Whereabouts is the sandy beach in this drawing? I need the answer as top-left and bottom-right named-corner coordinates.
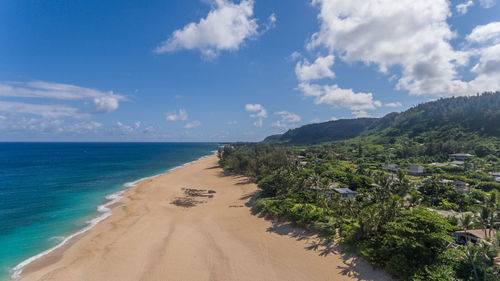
top-left (18, 155), bottom-right (392, 281)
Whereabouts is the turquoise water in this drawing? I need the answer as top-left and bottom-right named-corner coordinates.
top-left (0, 142), bottom-right (217, 280)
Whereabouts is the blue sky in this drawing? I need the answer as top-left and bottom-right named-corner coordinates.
top-left (1, 0), bottom-right (499, 142)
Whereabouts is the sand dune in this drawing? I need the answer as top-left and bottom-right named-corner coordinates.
top-left (18, 155), bottom-right (392, 281)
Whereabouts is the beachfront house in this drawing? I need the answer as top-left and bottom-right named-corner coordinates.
top-left (454, 229), bottom-right (498, 245)
top-left (404, 165), bottom-right (424, 176)
top-left (441, 179), bottom-right (470, 194)
top-left (334, 188), bottom-right (356, 199)
top-left (449, 153), bottom-right (474, 161)
top-left (382, 164), bottom-right (399, 172)
top-left (492, 172), bottom-right (500, 183)
top-left (453, 180), bottom-right (470, 194)
top-left (308, 182), bottom-right (340, 198)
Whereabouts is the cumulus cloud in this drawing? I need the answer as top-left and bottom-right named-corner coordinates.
top-left (245, 103), bottom-right (267, 127)
top-left (307, 0), bottom-right (472, 97)
top-left (297, 82), bottom-right (382, 111)
top-left (301, 0), bottom-right (500, 98)
top-left (166, 109), bottom-right (188, 121)
top-left (352, 110), bottom-right (370, 118)
top-left (467, 22), bottom-right (500, 44)
top-left (0, 81), bottom-right (126, 113)
top-left (295, 55), bottom-right (335, 81)
top-left (479, 0), bottom-right (496, 8)
top-left (154, 0), bottom-right (273, 59)
top-left (245, 103), bottom-right (267, 117)
top-left (184, 120), bottom-right (201, 129)
top-left (456, 1), bottom-right (474, 15)
top-left (385, 102), bottom-right (403, 108)
top-left (272, 111), bottom-right (301, 128)
top-left (93, 96), bottom-right (119, 113)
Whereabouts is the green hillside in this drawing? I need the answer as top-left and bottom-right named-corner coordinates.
top-left (265, 92), bottom-right (500, 147)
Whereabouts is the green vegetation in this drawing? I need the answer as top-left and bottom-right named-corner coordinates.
top-left (219, 92), bottom-right (500, 280)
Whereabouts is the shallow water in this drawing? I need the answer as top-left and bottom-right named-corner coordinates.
top-left (0, 142), bottom-right (217, 280)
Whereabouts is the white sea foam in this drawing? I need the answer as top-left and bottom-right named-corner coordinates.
top-left (10, 153), bottom-right (214, 279)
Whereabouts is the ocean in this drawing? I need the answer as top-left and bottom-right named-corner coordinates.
top-left (0, 142), bottom-right (217, 280)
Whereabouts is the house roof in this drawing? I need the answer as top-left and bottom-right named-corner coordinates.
top-left (455, 229), bottom-right (497, 240)
top-left (334, 188), bottom-right (356, 194)
top-left (450, 153), bottom-right (474, 157)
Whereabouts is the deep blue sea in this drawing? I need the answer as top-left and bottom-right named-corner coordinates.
top-left (0, 142), bottom-right (217, 280)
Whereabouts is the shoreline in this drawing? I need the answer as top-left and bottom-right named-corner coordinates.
top-left (16, 155), bottom-right (392, 281)
top-left (10, 153), bottom-right (214, 280)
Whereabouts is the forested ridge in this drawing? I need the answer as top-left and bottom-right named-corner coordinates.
top-left (266, 92), bottom-right (500, 145)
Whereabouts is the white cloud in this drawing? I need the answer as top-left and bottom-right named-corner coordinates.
top-left (385, 102), bottom-right (403, 108)
top-left (0, 115), bottom-right (6, 121)
top-left (262, 13), bottom-right (277, 33)
top-left (93, 96), bottom-right (119, 113)
top-left (456, 1), bottom-right (474, 15)
top-left (297, 82), bottom-right (381, 111)
top-left (305, 0), bottom-right (500, 97)
top-left (245, 103), bottom-right (267, 127)
top-left (245, 103), bottom-right (267, 117)
top-left (0, 81), bottom-right (125, 113)
top-left (479, 0), bottom-right (496, 8)
top-left (166, 109), bottom-right (188, 121)
top-left (352, 110), bottom-right (370, 118)
top-left (330, 116), bottom-right (338, 121)
top-left (289, 51), bottom-right (302, 61)
top-left (253, 118), bottom-right (263, 127)
top-left (135, 121), bottom-right (141, 128)
top-left (295, 55), bottom-right (335, 81)
top-left (275, 111), bottom-right (301, 123)
top-left (227, 120), bottom-right (238, 125)
top-left (184, 120), bottom-right (201, 129)
top-left (117, 121), bottom-right (134, 134)
top-left (154, 0), bottom-right (270, 59)
top-left (467, 22), bottom-right (500, 44)
top-left (65, 121), bottom-right (102, 134)
top-left (0, 101), bottom-right (85, 118)
top-left (272, 111), bottom-right (301, 128)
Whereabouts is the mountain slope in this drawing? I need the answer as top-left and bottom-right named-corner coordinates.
top-left (264, 92), bottom-right (500, 145)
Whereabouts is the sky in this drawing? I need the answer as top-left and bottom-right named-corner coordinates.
top-left (1, 0), bottom-right (500, 142)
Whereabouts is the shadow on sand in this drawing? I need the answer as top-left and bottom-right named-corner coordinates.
top-left (206, 163), bottom-right (392, 281)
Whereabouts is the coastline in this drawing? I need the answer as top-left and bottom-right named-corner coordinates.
top-left (10, 153), bottom-right (214, 280)
top-left (16, 155), bottom-right (392, 281)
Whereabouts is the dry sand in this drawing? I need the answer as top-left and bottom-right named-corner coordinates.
top-left (18, 155), bottom-right (393, 281)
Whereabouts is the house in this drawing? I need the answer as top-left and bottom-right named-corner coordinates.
top-left (492, 172), bottom-right (500, 183)
top-left (405, 165), bottom-right (424, 176)
top-left (448, 161), bottom-right (464, 166)
top-left (383, 164), bottom-right (399, 172)
top-left (441, 179), bottom-right (470, 194)
top-left (449, 153), bottom-right (474, 161)
top-left (308, 182), bottom-right (340, 198)
top-left (453, 180), bottom-right (470, 194)
top-left (334, 188), bottom-right (356, 199)
top-left (454, 229), bottom-right (497, 245)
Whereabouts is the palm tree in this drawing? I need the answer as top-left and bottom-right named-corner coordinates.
top-left (460, 213), bottom-right (475, 234)
top-left (461, 243), bottom-right (480, 280)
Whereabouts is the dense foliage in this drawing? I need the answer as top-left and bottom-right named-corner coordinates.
top-left (219, 140), bottom-right (500, 280)
top-left (266, 92), bottom-right (500, 161)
